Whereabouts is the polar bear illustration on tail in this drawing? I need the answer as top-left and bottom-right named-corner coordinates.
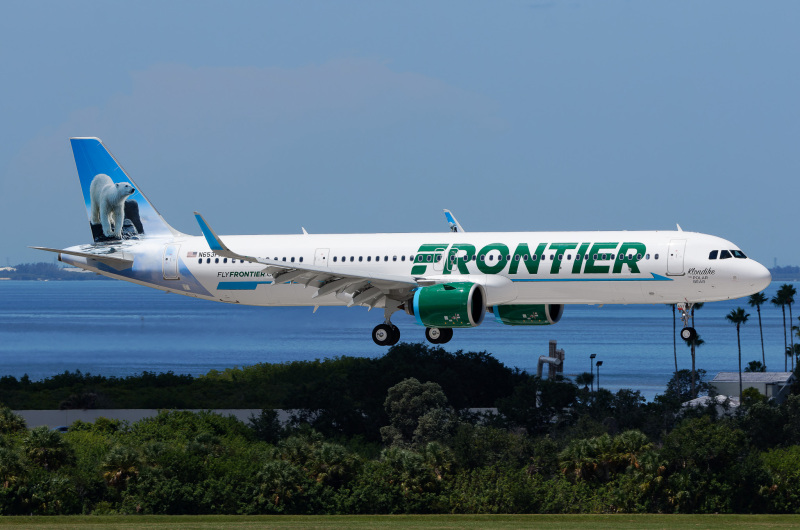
top-left (89, 174), bottom-right (136, 239)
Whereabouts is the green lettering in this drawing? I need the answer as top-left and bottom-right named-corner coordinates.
top-left (548, 243), bottom-right (578, 274)
top-left (573, 242), bottom-right (590, 273)
top-left (476, 243), bottom-right (509, 274)
top-left (445, 243), bottom-right (476, 275)
top-left (411, 244), bottom-right (447, 275)
top-left (583, 242), bottom-right (619, 274)
top-left (613, 242), bottom-right (647, 273)
top-left (508, 243), bottom-right (543, 275)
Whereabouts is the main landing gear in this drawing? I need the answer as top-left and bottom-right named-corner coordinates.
top-left (677, 302), bottom-right (697, 342)
top-left (372, 323), bottom-right (401, 346)
top-left (425, 327), bottom-right (453, 345)
top-left (371, 303), bottom-right (454, 346)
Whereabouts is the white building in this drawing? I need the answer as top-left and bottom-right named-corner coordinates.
top-left (710, 372), bottom-right (795, 402)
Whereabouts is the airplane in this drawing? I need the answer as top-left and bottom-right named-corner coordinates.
top-left (34, 138), bottom-right (772, 346)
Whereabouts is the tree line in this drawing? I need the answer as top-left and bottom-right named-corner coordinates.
top-left (1, 343), bottom-right (800, 515)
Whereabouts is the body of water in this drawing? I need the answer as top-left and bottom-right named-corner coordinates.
top-left (0, 280), bottom-right (795, 400)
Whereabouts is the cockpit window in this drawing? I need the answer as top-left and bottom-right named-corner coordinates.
top-left (732, 250), bottom-right (747, 259)
top-left (720, 250), bottom-right (732, 259)
top-left (709, 250), bottom-right (718, 260)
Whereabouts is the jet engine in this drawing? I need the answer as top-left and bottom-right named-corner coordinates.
top-left (406, 282), bottom-right (486, 328)
top-left (491, 304), bottom-right (564, 325)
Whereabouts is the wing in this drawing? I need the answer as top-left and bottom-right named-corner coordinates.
top-left (194, 213), bottom-right (418, 309)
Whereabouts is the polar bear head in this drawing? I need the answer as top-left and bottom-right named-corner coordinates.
top-left (116, 182), bottom-right (136, 198)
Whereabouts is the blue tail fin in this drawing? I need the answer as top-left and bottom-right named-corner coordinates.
top-left (71, 138), bottom-right (179, 242)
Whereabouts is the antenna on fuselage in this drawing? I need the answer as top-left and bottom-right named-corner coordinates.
top-left (676, 224), bottom-right (683, 232)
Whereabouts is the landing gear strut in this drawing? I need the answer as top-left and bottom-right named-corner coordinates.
top-left (425, 327), bottom-right (453, 345)
top-left (372, 303), bottom-right (402, 346)
top-left (677, 302), bottom-right (697, 342)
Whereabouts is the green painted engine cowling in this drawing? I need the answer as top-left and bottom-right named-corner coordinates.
top-left (409, 282), bottom-right (486, 328)
top-left (491, 304), bottom-right (564, 325)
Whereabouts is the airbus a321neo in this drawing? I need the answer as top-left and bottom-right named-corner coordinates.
top-left (34, 138), bottom-right (772, 346)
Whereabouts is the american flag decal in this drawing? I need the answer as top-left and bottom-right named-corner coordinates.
top-left (187, 251), bottom-right (197, 258)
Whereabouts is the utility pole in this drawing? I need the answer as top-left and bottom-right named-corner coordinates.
top-left (589, 353), bottom-right (596, 393)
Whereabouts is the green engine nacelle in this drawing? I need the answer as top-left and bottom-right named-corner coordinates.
top-left (408, 282), bottom-right (486, 328)
top-left (491, 304), bottom-right (564, 325)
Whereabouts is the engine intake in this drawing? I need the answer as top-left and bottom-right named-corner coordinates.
top-left (491, 304), bottom-right (564, 326)
top-left (407, 282), bottom-right (486, 328)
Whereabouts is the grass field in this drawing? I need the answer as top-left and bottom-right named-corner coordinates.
top-left (0, 515), bottom-right (799, 529)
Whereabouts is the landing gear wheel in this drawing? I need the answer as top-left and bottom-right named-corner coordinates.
top-left (680, 326), bottom-right (697, 342)
top-left (388, 325), bottom-right (401, 346)
top-left (372, 324), bottom-right (395, 346)
top-left (425, 327), bottom-right (453, 344)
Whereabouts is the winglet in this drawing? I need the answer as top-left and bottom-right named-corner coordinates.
top-left (193, 212), bottom-right (230, 253)
top-left (443, 209), bottom-right (465, 233)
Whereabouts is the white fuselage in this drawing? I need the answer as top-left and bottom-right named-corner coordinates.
top-left (61, 229), bottom-right (772, 309)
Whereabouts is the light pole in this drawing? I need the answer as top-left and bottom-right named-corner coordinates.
top-left (596, 360), bottom-right (603, 392)
top-left (589, 354), bottom-right (596, 393)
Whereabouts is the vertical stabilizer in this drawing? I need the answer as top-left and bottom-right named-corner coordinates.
top-left (71, 138), bottom-right (180, 242)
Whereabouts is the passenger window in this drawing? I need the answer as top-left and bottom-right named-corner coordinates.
top-left (367, 256), bottom-right (371, 262)
top-left (709, 250), bottom-right (718, 260)
top-left (576, 254), bottom-right (581, 261)
top-left (514, 255), bottom-right (520, 261)
top-left (645, 254), bottom-right (650, 260)
top-left (479, 255), bottom-right (485, 261)
top-left (567, 254), bottom-right (571, 260)
top-left (393, 256), bottom-right (397, 261)
top-left (636, 254), bottom-right (642, 260)
top-left (436, 255), bottom-right (441, 262)
top-left (359, 256), bottom-right (363, 262)
top-left (654, 254), bottom-right (659, 260)
top-left (558, 255), bottom-right (562, 260)
top-left (291, 257), bottom-right (295, 263)
top-left (593, 254), bottom-right (598, 260)
top-left (350, 257), bottom-right (354, 262)
top-left (720, 250), bottom-right (732, 259)
top-left (489, 255), bottom-right (494, 261)
top-left (281, 257), bottom-right (286, 262)
top-left (197, 258), bottom-right (202, 264)
top-left (385, 256), bottom-right (388, 261)
top-left (333, 257), bottom-right (337, 262)
top-left (215, 258), bottom-right (219, 264)
top-left (523, 254), bottom-right (529, 261)
top-left (223, 258), bottom-right (227, 263)
top-left (401, 256), bottom-right (405, 262)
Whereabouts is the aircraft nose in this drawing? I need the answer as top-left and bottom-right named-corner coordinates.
top-left (747, 260), bottom-right (772, 292)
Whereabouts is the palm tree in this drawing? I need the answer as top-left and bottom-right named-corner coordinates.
top-left (748, 292), bottom-right (768, 370)
top-left (574, 372), bottom-right (594, 391)
top-left (669, 304), bottom-right (678, 372)
top-left (691, 302), bottom-right (704, 328)
top-left (684, 332), bottom-right (704, 399)
top-left (745, 360), bottom-right (766, 372)
top-left (726, 307), bottom-right (750, 398)
top-left (781, 284), bottom-right (797, 371)
top-left (772, 290), bottom-right (788, 370)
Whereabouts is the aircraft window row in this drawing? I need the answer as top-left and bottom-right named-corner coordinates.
top-left (708, 250), bottom-right (747, 260)
top-left (198, 258), bottom-right (247, 264)
top-left (196, 257), bottom-right (305, 264)
top-left (196, 251), bottom-right (660, 266)
top-left (449, 253), bottom-right (654, 262)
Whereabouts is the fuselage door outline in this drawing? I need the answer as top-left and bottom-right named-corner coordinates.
top-left (667, 239), bottom-right (686, 276)
top-left (163, 244), bottom-right (180, 280)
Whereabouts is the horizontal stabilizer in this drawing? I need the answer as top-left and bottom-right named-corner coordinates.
top-left (31, 246), bottom-right (134, 271)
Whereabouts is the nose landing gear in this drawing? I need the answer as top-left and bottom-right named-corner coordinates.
top-left (677, 302), bottom-right (697, 341)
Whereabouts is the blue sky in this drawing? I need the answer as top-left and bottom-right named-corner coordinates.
top-left (2, 0), bottom-right (798, 266)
